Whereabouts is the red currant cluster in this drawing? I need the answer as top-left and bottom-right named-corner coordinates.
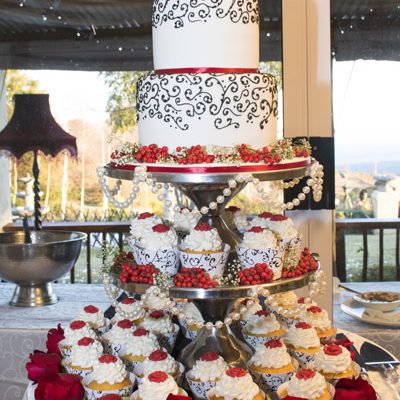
top-left (281, 247), bottom-right (318, 278)
top-left (173, 267), bottom-right (217, 288)
top-left (119, 263), bottom-right (159, 284)
top-left (237, 263), bottom-right (274, 285)
top-left (112, 251), bottom-right (134, 274)
top-left (174, 145), bottom-right (215, 164)
top-left (237, 144), bottom-right (281, 164)
top-left (133, 144), bottom-right (169, 163)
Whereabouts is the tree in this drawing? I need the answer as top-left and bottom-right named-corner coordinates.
top-left (102, 71), bottom-right (145, 135)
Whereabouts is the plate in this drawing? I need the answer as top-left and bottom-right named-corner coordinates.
top-left (341, 299), bottom-right (400, 327)
top-left (353, 291), bottom-right (400, 312)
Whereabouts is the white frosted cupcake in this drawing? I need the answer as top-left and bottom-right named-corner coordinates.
top-left (141, 286), bottom-right (170, 311)
top-left (59, 320), bottom-right (97, 357)
top-left (78, 305), bottom-right (107, 332)
top-left (248, 339), bottom-right (296, 392)
top-left (130, 212), bottom-right (162, 240)
top-left (113, 297), bottom-right (145, 325)
top-left (241, 226), bottom-right (277, 249)
top-left (285, 322), bottom-right (320, 368)
top-left (173, 207), bottom-right (201, 231)
top-left (102, 319), bottom-right (134, 356)
top-left (277, 369), bottom-right (333, 400)
top-left (303, 306), bottom-right (336, 340)
top-left (238, 298), bottom-right (263, 327)
top-left (140, 349), bottom-right (179, 379)
top-left (186, 352), bottom-right (228, 399)
top-left (64, 336), bottom-right (103, 378)
top-left (224, 206), bottom-right (249, 231)
top-left (243, 310), bottom-right (286, 348)
top-left (207, 367), bottom-right (264, 400)
top-left (133, 371), bottom-right (187, 400)
top-left (83, 354), bottom-right (134, 398)
top-left (267, 291), bottom-right (298, 326)
top-left (179, 301), bottom-right (204, 339)
top-left (182, 222), bottom-right (223, 252)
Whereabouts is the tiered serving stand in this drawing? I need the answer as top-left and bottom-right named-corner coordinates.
top-left (102, 160), bottom-right (319, 371)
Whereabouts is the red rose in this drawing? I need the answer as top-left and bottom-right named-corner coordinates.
top-left (152, 223), bottom-right (170, 233)
top-left (166, 394), bottom-right (193, 400)
top-left (46, 324), bottom-right (65, 355)
top-left (34, 373), bottom-right (85, 400)
top-left (258, 211), bottom-right (273, 219)
top-left (282, 396), bottom-right (307, 400)
top-left (149, 349), bottom-right (168, 361)
top-left (248, 226), bottom-right (264, 233)
top-left (133, 328), bottom-right (148, 337)
top-left (297, 297), bottom-right (305, 304)
top-left (200, 352), bottom-right (219, 362)
top-left (295, 322), bottom-right (312, 330)
top-left (296, 369), bottom-right (316, 380)
top-left (26, 351), bottom-right (61, 383)
top-left (225, 206), bottom-right (241, 212)
top-left (138, 212), bottom-right (154, 220)
top-left (150, 310), bottom-right (164, 319)
top-left (83, 305), bottom-right (99, 314)
top-left (117, 319), bottom-right (133, 329)
top-left (99, 354), bottom-right (118, 364)
top-left (99, 395), bottom-right (123, 400)
top-left (255, 310), bottom-right (271, 317)
top-left (194, 222), bottom-right (213, 231)
top-left (321, 338), bottom-right (355, 360)
top-left (77, 337), bottom-right (95, 347)
top-left (307, 306), bottom-right (322, 313)
top-left (270, 214), bottom-right (288, 221)
top-left (323, 344), bottom-right (343, 356)
top-left (148, 371), bottom-right (169, 383)
top-left (121, 297), bottom-right (136, 305)
top-left (334, 377), bottom-right (377, 400)
top-left (226, 367), bottom-right (247, 378)
top-left (69, 320), bottom-right (86, 330)
top-left (265, 339), bottom-right (283, 349)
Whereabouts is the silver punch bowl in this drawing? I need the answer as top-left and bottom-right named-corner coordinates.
top-left (0, 231), bottom-right (86, 307)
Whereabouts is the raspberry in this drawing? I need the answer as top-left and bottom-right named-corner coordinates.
top-left (264, 339), bottom-right (283, 349)
top-left (133, 328), bottom-right (148, 337)
top-left (69, 320), bottom-right (86, 330)
top-left (296, 369), bottom-right (316, 380)
top-left (200, 352), bottom-right (219, 362)
top-left (77, 337), bottom-right (95, 346)
top-left (99, 355), bottom-right (117, 364)
top-left (226, 367), bottom-right (247, 378)
top-left (152, 224), bottom-right (170, 233)
top-left (83, 305), bottom-right (99, 314)
top-left (323, 344), bottom-right (343, 356)
top-left (148, 371), bottom-right (169, 383)
top-left (149, 349), bottom-right (168, 361)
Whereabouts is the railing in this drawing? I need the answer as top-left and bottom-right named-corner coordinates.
top-left (336, 218), bottom-right (400, 282)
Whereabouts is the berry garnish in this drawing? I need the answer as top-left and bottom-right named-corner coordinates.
top-left (298, 297), bottom-right (305, 304)
top-left (307, 306), bottom-right (322, 313)
top-left (149, 310), bottom-right (164, 319)
top-left (99, 355), bottom-right (117, 364)
top-left (148, 371), bottom-right (169, 383)
top-left (296, 369), bottom-right (316, 380)
top-left (265, 339), bottom-right (283, 349)
top-left (226, 367), bottom-right (247, 378)
top-left (225, 206), bottom-right (241, 212)
top-left (121, 297), bottom-right (136, 305)
top-left (133, 328), bottom-right (148, 337)
top-left (173, 267), bottom-right (217, 289)
top-left (138, 212), bottom-right (154, 220)
top-left (194, 222), bottom-right (213, 231)
top-left (69, 320), bottom-right (86, 330)
top-left (200, 352), bottom-right (219, 362)
top-left (295, 322), bottom-right (312, 329)
top-left (119, 264), bottom-right (159, 285)
top-left (248, 226), bottom-right (264, 233)
top-left (77, 337), bottom-right (95, 346)
top-left (117, 319), bottom-right (133, 329)
top-left (152, 223), bottom-right (170, 233)
top-left (255, 310), bottom-right (271, 317)
top-left (83, 305), bottom-right (99, 314)
top-left (149, 349), bottom-right (168, 361)
top-left (323, 344), bottom-right (343, 356)
top-left (237, 263), bottom-right (274, 285)
top-left (240, 299), bottom-right (252, 305)
top-left (281, 247), bottom-right (318, 279)
top-left (270, 214), bottom-right (287, 221)
top-left (258, 212), bottom-right (273, 219)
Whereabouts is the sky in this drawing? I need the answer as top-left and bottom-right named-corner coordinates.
top-left (23, 60), bottom-right (400, 165)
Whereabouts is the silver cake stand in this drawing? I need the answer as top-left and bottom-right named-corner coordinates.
top-left (103, 161), bottom-right (316, 372)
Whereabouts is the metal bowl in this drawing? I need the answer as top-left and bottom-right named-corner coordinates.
top-left (0, 231), bottom-right (86, 307)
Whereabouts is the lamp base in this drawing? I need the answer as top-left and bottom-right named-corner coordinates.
top-left (10, 283), bottom-right (58, 307)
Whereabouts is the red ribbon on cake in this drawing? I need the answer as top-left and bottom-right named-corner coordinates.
top-left (155, 67), bottom-right (258, 74)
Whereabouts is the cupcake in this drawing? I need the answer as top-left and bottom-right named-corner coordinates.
top-left (285, 322), bottom-right (320, 368)
top-left (102, 319), bottom-right (134, 356)
top-left (237, 226), bottom-right (284, 279)
top-left (59, 320), bottom-right (97, 358)
top-left (119, 328), bottom-right (159, 372)
top-left (237, 298), bottom-right (263, 327)
top-left (179, 301), bottom-right (205, 339)
top-left (173, 207), bottom-right (201, 232)
top-left (249, 211), bottom-right (274, 228)
top-left (277, 369), bottom-right (334, 400)
top-left (207, 367), bottom-right (264, 400)
top-left (78, 305), bottom-right (107, 333)
top-left (224, 206), bottom-right (249, 231)
top-left (134, 223), bottom-right (179, 274)
top-left (186, 352), bottom-right (228, 399)
top-left (180, 222), bottom-right (229, 278)
top-left (141, 286), bottom-right (171, 311)
top-left (64, 336), bottom-right (103, 378)
top-left (83, 354), bottom-right (134, 398)
top-left (266, 291), bottom-right (298, 327)
top-left (243, 310), bottom-right (286, 348)
top-left (130, 212), bottom-right (162, 240)
top-left (112, 297), bottom-right (145, 325)
top-left (133, 371), bottom-right (187, 400)
top-left (248, 339), bottom-right (297, 392)
top-left (303, 306), bottom-right (336, 340)
top-left (314, 344), bottom-right (359, 380)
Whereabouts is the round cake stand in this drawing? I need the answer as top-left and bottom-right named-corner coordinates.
top-left (104, 161), bottom-right (312, 254)
top-left (112, 269), bottom-right (316, 370)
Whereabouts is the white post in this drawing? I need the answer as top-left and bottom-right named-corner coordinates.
top-left (0, 70), bottom-right (12, 230)
top-left (282, 0), bottom-right (334, 314)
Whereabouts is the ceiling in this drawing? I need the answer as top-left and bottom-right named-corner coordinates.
top-left (0, 0), bottom-right (398, 70)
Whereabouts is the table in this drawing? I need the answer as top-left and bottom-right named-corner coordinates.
top-left (333, 281), bottom-right (400, 359)
top-left (0, 283), bottom-right (109, 400)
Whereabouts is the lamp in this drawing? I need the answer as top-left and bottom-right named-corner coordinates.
top-left (0, 94), bottom-right (78, 229)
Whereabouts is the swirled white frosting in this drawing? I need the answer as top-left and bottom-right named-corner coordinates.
top-left (181, 302), bottom-right (204, 322)
top-left (250, 215), bottom-right (272, 229)
top-left (141, 288), bottom-right (170, 310)
top-left (102, 323), bottom-right (134, 344)
top-left (314, 346), bottom-right (352, 373)
top-left (113, 299), bottom-right (145, 322)
top-left (138, 374), bottom-right (180, 400)
top-left (78, 307), bottom-right (106, 329)
top-left (130, 214), bottom-right (162, 240)
top-left (91, 357), bottom-right (127, 385)
top-left (69, 340), bottom-right (103, 368)
top-left (269, 291), bottom-right (298, 308)
top-left (240, 302), bottom-right (262, 322)
top-left (142, 354), bottom-right (178, 376)
top-left (250, 343), bottom-right (292, 369)
top-left (140, 227), bottom-right (178, 250)
top-left (233, 211), bottom-right (249, 231)
top-left (173, 209), bottom-right (200, 231)
top-left (269, 219), bottom-right (298, 240)
top-left (122, 332), bottom-right (159, 357)
top-left (285, 325), bottom-right (320, 349)
top-left (141, 314), bottom-right (173, 335)
top-left (286, 371), bottom-right (327, 399)
top-left (214, 372), bottom-right (260, 400)
top-left (64, 322), bottom-right (97, 346)
top-left (246, 312), bottom-right (281, 335)
top-left (182, 229), bottom-right (222, 252)
top-left (190, 356), bottom-right (227, 381)
top-left (241, 228), bottom-right (277, 249)
top-left (304, 308), bottom-right (332, 330)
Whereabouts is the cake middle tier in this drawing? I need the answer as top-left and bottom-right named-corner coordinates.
top-left (137, 72), bottom-right (278, 149)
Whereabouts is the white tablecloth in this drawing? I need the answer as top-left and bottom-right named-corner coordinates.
top-left (0, 283), bottom-right (110, 400)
